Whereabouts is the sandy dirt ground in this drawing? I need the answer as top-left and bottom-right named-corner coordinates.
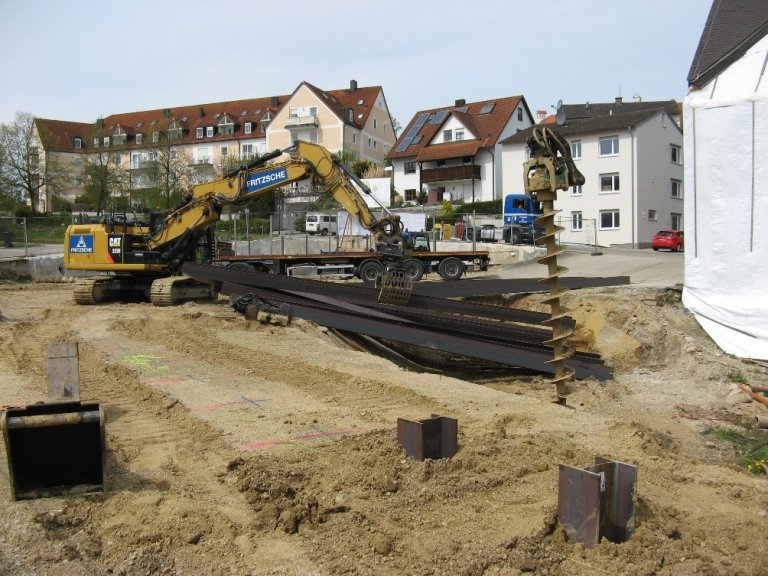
top-left (0, 274), bottom-right (766, 576)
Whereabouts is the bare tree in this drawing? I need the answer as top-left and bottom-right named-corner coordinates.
top-left (80, 144), bottom-right (125, 215)
top-left (152, 141), bottom-right (193, 209)
top-left (0, 112), bottom-right (68, 213)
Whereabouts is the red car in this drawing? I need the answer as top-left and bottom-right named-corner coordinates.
top-left (652, 230), bottom-right (684, 252)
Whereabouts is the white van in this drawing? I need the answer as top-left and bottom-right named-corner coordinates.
top-left (305, 213), bottom-right (337, 236)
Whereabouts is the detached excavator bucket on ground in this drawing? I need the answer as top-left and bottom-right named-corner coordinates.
top-left (1, 342), bottom-right (105, 501)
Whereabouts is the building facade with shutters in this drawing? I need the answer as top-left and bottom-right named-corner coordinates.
top-left (33, 80), bottom-right (395, 211)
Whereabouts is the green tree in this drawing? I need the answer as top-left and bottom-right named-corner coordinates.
top-left (152, 142), bottom-right (193, 209)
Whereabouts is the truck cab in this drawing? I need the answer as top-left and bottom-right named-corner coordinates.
top-left (502, 193), bottom-right (543, 244)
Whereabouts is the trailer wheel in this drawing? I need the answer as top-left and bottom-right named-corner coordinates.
top-left (438, 257), bottom-right (465, 281)
top-left (359, 260), bottom-right (383, 284)
top-left (228, 262), bottom-right (255, 272)
top-left (403, 258), bottom-right (425, 282)
top-left (321, 228), bottom-right (329, 236)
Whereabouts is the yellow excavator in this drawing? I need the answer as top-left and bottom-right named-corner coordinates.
top-left (63, 141), bottom-right (409, 306)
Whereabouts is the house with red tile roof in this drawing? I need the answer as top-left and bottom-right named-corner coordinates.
top-left (386, 96), bottom-right (534, 205)
top-left (32, 80), bottom-right (395, 211)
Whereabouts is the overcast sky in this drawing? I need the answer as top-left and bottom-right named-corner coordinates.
top-left (0, 0), bottom-right (712, 129)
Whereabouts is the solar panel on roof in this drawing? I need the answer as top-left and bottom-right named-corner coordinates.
top-left (395, 112), bottom-right (430, 153)
top-left (429, 110), bottom-right (449, 125)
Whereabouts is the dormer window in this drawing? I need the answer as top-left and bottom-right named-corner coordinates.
top-left (196, 127), bottom-right (204, 138)
top-left (168, 120), bottom-right (183, 140)
top-left (218, 115), bottom-right (234, 136)
top-left (152, 131), bottom-right (159, 143)
top-left (73, 137), bottom-right (82, 149)
top-left (136, 133), bottom-right (143, 145)
top-left (206, 126), bottom-right (214, 137)
top-left (244, 122), bottom-right (252, 134)
top-left (112, 126), bottom-right (127, 146)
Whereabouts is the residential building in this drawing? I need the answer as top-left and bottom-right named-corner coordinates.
top-left (682, 0), bottom-right (768, 358)
top-left (33, 80), bottom-right (395, 211)
top-left (387, 96), bottom-right (534, 206)
top-left (501, 98), bottom-right (684, 248)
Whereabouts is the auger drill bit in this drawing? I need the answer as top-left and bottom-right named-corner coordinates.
top-left (523, 127), bottom-right (585, 404)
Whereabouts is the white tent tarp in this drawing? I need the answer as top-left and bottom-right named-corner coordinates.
top-left (683, 34), bottom-right (768, 359)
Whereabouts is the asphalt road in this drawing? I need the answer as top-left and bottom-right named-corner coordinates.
top-left (493, 247), bottom-right (684, 288)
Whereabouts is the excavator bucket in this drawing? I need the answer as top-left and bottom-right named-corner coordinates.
top-left (2, 402), bottom-right (105, 500)
top-left (377, 265), bottom-right (413, 306)
top-left (0, 342), bottom-right (106, 500)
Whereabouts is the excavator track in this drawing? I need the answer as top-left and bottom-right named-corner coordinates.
top-left (73, 277), bottom-right (118, 305)
top-left (150, 276), bottom-right (216, 307)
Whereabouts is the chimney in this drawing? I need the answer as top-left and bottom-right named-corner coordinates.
top-left (163, 108), bottom-right (170, 118)
top-left (536, 110), bottom-right (547, 122)
top-left (271, 96), bottom-right (279, 107)
top-left (615, 96), bottom-right (623, 104)
top-left (455, 99), bottom-right (466, 107)
top-left (199, 107), bottom-right (205, 117)
top-left (350, 79), bottom-right (358, 92)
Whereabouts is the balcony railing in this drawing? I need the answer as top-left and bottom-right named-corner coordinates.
top-left (129, 160), bottom-right (158, 171)
top-left (421, 164), bottom-right (480, 183)
top-left (285, 115), bottom-right (319, 128)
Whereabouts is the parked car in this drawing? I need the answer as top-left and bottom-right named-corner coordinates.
top-left (652, 230), bottom-right (684, 252)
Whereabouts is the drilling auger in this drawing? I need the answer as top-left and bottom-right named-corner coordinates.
top-left (523, 126), bottom-right (585, 403)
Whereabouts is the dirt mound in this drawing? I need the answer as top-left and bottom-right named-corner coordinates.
top-left (0, 282), bottom-right (766, 575)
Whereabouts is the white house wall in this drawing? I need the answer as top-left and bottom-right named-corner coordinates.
top-left (633, 114), bottom-right (684, 243)
top-left (501, 112), bottom-right (681, 247)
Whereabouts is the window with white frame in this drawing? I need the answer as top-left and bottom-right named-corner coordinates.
top-left (517, 107), bottom-right (523, 121)
top-left (671, 213), bottom-right (682, 230)
top-left (220, 145), bottom-right (228, 158)
top-left (196, 127), bottom-right (204, 138)
top-left (671, 179), bottom-right (683, 198)
top-left (218, 116), bottom-right (234, 136)
top-left (670, 144), bottom-right (682, 164)
top-left (455, 129), bottom-right (464, 141)
top-left (93, 138), bottom-right (99, 148)
top-left (571, 184), bottom-right (583, 196)
top-left (572, 211), bottom-right (583, 231)
top-left (443, 129), bottom-right (452, 142)
top-left (136, 134), bottom-right (143, 145)
top-left (152, 131), bottom-right (159, 143)
top-left (244, 122), bottom-right (252, 134)
top-left (74, 137), bottom-right (82, 149)
top-left (197, 147), bottom-right (210, 164)
top-left (599, 135), bottom-right (619, 156)
top-left (206, 126), bottom-right (214, 138)
top-left (570, 140), bottom-right (582, 159)
top-left (103, 136), bottom-right (110, 146)
top-left (600, 173), bottom-right (620, 192)
top-left (242, 144), bottom-right (253, 160)
top-left (600, 209), bottom-right (620, 229)
top-left (648, 209), bottom-right (657, 221)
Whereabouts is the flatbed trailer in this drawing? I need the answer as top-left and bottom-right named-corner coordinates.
top-left (213, 249), bottom-right (490, 283)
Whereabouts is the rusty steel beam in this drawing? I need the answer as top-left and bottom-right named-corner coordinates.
top-left (558, 457), bottom-right (637, 548)
top-left (397, 415), bottom-right (458, 461)
top-left (184, 262), bottom-right (575, 328)
top-left (222, 281), bottom-right (612, 380)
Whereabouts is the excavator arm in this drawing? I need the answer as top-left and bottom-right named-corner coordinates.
top-left (147, 141), bottom-right (404, 258)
